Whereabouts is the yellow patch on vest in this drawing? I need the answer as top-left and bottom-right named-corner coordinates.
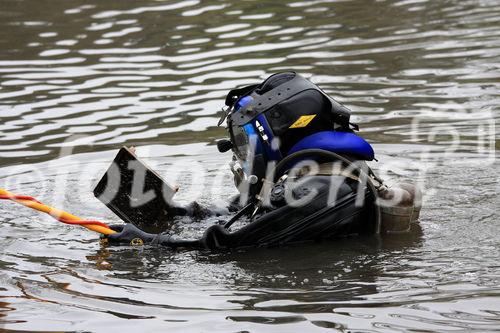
top-left (289, 114), bottom-right (317, 128)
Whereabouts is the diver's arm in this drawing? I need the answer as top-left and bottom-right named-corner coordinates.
top-left (103, 224), bottom-right (203, 249)
top-left (169, 201), bottom-right (211, 218)
top-left (168, 194), bottom-right (242, 218)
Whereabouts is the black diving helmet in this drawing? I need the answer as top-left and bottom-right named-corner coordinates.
top-left (218, 72), bottom-right (374, 193)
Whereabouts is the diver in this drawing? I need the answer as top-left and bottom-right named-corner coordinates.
top-left (101, 72), bottom-right (421, 250)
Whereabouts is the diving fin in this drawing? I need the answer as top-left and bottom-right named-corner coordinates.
top-left (93, 147), bottom-right (178, 233)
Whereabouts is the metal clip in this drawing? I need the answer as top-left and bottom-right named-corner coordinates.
top-left (130, 238), bottom-right (144, 246)
top-left (217, 106), bottom-right (230, 126)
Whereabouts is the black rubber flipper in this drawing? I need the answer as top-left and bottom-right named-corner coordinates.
top-left (93, 147), bottom-right (178, 233)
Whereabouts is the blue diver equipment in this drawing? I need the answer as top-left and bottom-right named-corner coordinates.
top-left (288, 131), bottom-right (374, 161)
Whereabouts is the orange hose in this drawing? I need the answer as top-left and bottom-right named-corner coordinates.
top-left (0, 188), bottom-right (116, 235)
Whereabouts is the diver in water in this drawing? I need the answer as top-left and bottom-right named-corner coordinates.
top-left (101, 72), bottom-right (421, 250)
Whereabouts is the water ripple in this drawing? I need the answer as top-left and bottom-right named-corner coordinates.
top-left (0, 0), bottom-right (499, 331)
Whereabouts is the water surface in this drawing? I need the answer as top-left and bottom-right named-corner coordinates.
top-left (0, 0), bottom-right (499, 332)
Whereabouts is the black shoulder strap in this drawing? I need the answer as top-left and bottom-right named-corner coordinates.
top-left (233, 74), bottom-right (317, 126)
top-left (233, 73), bottom-right (352, 128)
top-left (326, 95), bottom-right (352, 129)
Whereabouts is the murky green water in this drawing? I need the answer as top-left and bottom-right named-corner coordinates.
top-left (1, 0), bottom-right (499, 332)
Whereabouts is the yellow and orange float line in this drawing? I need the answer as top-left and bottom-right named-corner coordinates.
top-left (0, 188), bottom-right (116, 235)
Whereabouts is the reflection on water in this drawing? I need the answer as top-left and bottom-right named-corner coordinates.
top-left (1, 0), bottom-right (499, 165)
top-left (0, 0), bottom-right (499, 331)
